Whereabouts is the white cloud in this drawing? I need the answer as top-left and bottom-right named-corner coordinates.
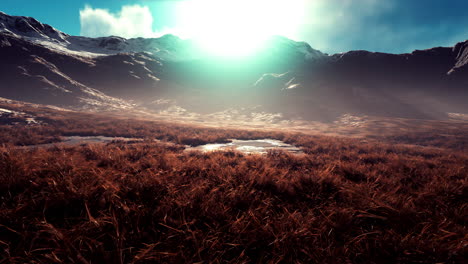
top-left (79, 5), bottom-right (160, 38)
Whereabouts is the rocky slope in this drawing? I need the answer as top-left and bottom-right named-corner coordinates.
top-left (0, 11), bottom-right (467, 120)
top-left (255, 42), bottom-right (468, 120)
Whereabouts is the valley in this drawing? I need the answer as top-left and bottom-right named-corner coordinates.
top-left (0, 100), bottom-right (466, 263)
top-left (0, 10), bottom-right (467, 264)
top-left (1, 12), bottom-right (468, 122)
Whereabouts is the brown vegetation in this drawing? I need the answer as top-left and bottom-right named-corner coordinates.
top-left (0, 103), bottom-right (467, 263)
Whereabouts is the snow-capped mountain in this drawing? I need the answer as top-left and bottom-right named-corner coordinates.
top-left (0, 12), bottom-right (325, 62)
top-left (263, 36), bottom-right (327, 61)
top-left (0, 11), bottom-right (68, 41)
top-left (1, 11), bottom-right (468, 120)
top-left (0, 32), bottom-right (134, 110)
top-left (0, 12), bottom-right (197, 61)
top-left (451, 40), bottom-right (468, 74)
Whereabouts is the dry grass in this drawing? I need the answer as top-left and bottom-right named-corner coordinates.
top-left (0, 103), bottom-right (467, 263)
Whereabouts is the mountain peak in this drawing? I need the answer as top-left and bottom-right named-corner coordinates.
top-left (451, 39), bottom-right (468, 71)
top-left (0, 11), bottom-right (68, 42)
top-left (0, 11), bottom-right (329, 62)
top-left (265, 35), bottom-right (327, 61)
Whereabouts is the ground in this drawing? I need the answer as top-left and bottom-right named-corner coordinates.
top-left (0, 100), bottom-right (466, 263)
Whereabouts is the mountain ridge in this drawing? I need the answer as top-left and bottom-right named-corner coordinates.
top-left (1, 11), bottom-right (467, 121)
top-left (2, 11), bottom-right (467, 73)
top-left (0, 11), bottom-right (328, 62)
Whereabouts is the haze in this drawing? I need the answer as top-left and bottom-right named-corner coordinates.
top-left (0, 1), bottom-right (467, 263)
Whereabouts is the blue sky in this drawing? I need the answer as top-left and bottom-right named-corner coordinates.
top-left (1, 0), bottom-right (468, 54)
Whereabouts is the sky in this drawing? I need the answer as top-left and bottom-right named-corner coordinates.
top-left (1, 0), bottom-right (468, 54)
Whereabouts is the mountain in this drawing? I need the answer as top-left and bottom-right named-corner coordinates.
top-left (0, 11), bottom-right (197, 61)
top-left (0, 11), bottom-right (467, 120)
top-left (269, 45), bottom-right (468, 120)
top-left (0, 11), bottom-right (68, 41)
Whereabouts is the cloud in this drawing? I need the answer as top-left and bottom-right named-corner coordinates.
top-left (79, 5), bottom-right (160, 38)
top-left (301, 0), bottom-right (468, 54)
top-left (299, 0), bottom-right (394, 53)
top-left (79, 1), bottom-right (468, 53)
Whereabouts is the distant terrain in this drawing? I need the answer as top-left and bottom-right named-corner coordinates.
top-left (0, 99), bottom-right (466, 263)
top-left (1, 11), bottom-right (468, 122)
top-left (0, 11), bottom-right (467, 264)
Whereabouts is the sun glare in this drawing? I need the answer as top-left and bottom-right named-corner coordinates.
top-left (177, 0), bottom-right (305, 57)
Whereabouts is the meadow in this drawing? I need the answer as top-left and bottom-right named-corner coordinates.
top-left (0, 103), bottom-right (466, 263)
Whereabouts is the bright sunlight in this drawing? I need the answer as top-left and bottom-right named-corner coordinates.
top-left (177, 0), bottom-right (306, 57)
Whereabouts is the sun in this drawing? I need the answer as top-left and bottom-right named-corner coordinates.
top-left (177, 0), bottom-right (305, 58)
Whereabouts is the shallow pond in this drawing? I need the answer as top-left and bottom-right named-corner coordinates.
top-left (24, 136), bottom-right (142, 148)
top-left (186, 139), bottom-right (302, 154)
top-left (23, 137), bottom-right (302, 155)
top-left (62, 136), bottom-right (141, 144)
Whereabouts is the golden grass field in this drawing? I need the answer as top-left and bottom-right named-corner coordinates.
top-left (0, 101), bottom-right (467, 263)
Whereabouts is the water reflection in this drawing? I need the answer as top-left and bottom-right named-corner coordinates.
top-left (187, 139), bottom-right (302, 154)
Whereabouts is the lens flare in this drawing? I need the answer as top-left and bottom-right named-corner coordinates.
top-left (177, 0), bottom-right (305, 57)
